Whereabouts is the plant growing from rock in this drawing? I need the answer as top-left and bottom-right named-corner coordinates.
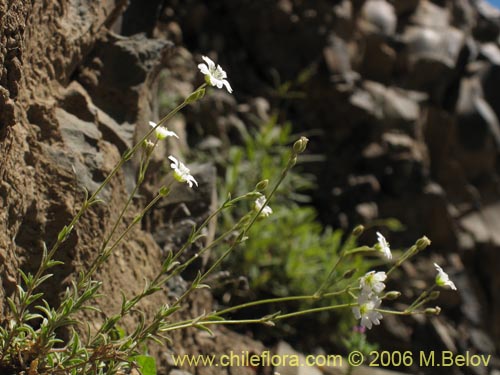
top-left (0, 56), bottom-right (456, 375)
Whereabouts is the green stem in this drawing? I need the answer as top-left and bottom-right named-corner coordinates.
top-left (406, 284), bottom-right (437, 312)
top-left (343, 246), bottom-right (375, 256)
top-left (80, 140), bottom-right (159, 288)
top-left (387, 245), bottom-right (418, 277)
top-left (275, 303), bottom-right (356, 320)
top-left (161, 303), bottom-right (356, 332)
top-left (214, 288), bottom-right (352, 317)
top-left (376, 308), bottom-right (426, 316)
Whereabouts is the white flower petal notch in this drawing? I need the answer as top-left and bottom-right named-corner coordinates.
top-left (434, 263), bottom-right (457, 291)
top-left (360, 271), bottom-right (387, 294)
top-left (168, 155), bottom-right (198, 188)
top-left (253, 195), bottom-right (273, 218)
top-left (198, 56), bottom-right (233, 93)
top-left (149, 121), bottom-right (179, 141)
top-left (376, 231), bottom-right (392, 260)
top-left (352, 292), bottom-right (383, 330)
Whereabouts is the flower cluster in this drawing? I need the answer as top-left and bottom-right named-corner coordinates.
top-left (352, 232), bottom-right (392, 329)
top-left (351, 231), bottom-right (458, 330)
top-left (146, 56), bottom-right (234, 189)
top-left (353, 271), bottom-right (386, 330)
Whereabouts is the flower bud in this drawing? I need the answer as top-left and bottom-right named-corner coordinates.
top-left (255, 179), bottom-right (269, 191)
top-left (159, 186), bottom-right (170, 197)
top-left (425, 306), bottom-right (441, 315)
top-left (186, 88), bottom-right (206, 103)
top-left (343, 269), bottom-right (357, 279)
top-left (383, 291), bottom-right (401, 300)
top-left (428, 291), bottom-right (440, 301)
top-left (288, 155), bottom-right (297, 167)
top-left (352, 225), bottom-right (365, 237)
top-left (293, 136), bottom-right (309, 154)
top-left (416, 236), bottom-right (431, 251)
top-left (142, 139), bottom-right (155, 153)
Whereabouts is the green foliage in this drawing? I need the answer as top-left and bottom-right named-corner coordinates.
top-left (133, 355), bottom-right (157, 375)
top-left (220, 117), bottom-right (314, 205)
top-left (211, 117), bottom-right (378, 346)
top-left (237, 205), bottom-right (344, 297)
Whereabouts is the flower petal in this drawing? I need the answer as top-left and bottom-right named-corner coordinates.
top-left (222, 80), bottom-right (233, 93)
top-left (198, 63), bottom-right (210, 75)
top-left (202, 56), bottom-right (215, 70)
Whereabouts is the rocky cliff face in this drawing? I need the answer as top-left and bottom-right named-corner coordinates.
top-left (1, 0), bottom-right (500, 373)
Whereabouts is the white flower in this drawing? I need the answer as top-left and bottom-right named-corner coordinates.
top-left (198, 56), bottom-right (233, 93)
top-left (434, 263), bottom-right (457, 290)
top-left (168, 155), bottom-right (198, 188)
top-left (376, 232), bottom-right (392, 260)
top-left (149, 121), bottom-right (179, 140)
top-left (253, 195), bottom-right (273, 218)
top-left (352, 292), bottom-right (383, 330)
top-left (360, 271), bottom-right (387, 294)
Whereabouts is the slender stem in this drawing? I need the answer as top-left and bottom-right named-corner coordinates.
top-left (315, 245), bottom-right (373, 296)
top-left (80, 141), bottom-right (158, 288)
top-left (387, 245), bottom-right (418, 277)
top-left (275, 303), bottom-right (356, 320)
top-left (105, 191), bottom-right (166, 259)
top-left (163, 220), bottom-right (243, 285)
top-left (406, 284), bottom-right (437, 312)
top-left (168, 190), bottom-right (253, 265)
top-left (170, 205), bottom-right (225, 264)
top-left (315, 254), bottom-right (344, 297)
top-left (102, 140), bottom-right (156, 250)
top-left (343, 246), bottom-right (375, 256)
top-left (376, 308), bottom-right (426, 315)
top-left (213, 288), bottom-right (352, 317)
top-left (161, 303), bottom-right (356, 332)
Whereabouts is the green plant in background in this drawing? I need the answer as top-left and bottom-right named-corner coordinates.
top-left (0, 55), bottom-right (454, 375)
top-left (208, 117), bottom-right (371, 342)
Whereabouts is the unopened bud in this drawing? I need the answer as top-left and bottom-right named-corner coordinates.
top-left (239, 214), bottom-right (252, 226)
top-left (425, 306), bottom-right (441, 315)
top-left (143, 139), bottom-right (155, 153)
top-left (383, 291), bottom-right (401, 300)
top-left (416, 236), bottom-right (431, 251)
top-left (255, 179), bottom-right (269, 191)
top-left (293, 136), bottom-right (309, 154)
top-left (352, 225), bottom-right (365, 237)
top-left (159, 186), bottom-right (170, 197)
top-left (289, 155), bottom-right (297, 167)
top-left (185, 88), bottom-right (206, 103)
top-left (428, 291), bottom-right (440, 301)
top-left (343, 269), bottom-right (357, 279)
